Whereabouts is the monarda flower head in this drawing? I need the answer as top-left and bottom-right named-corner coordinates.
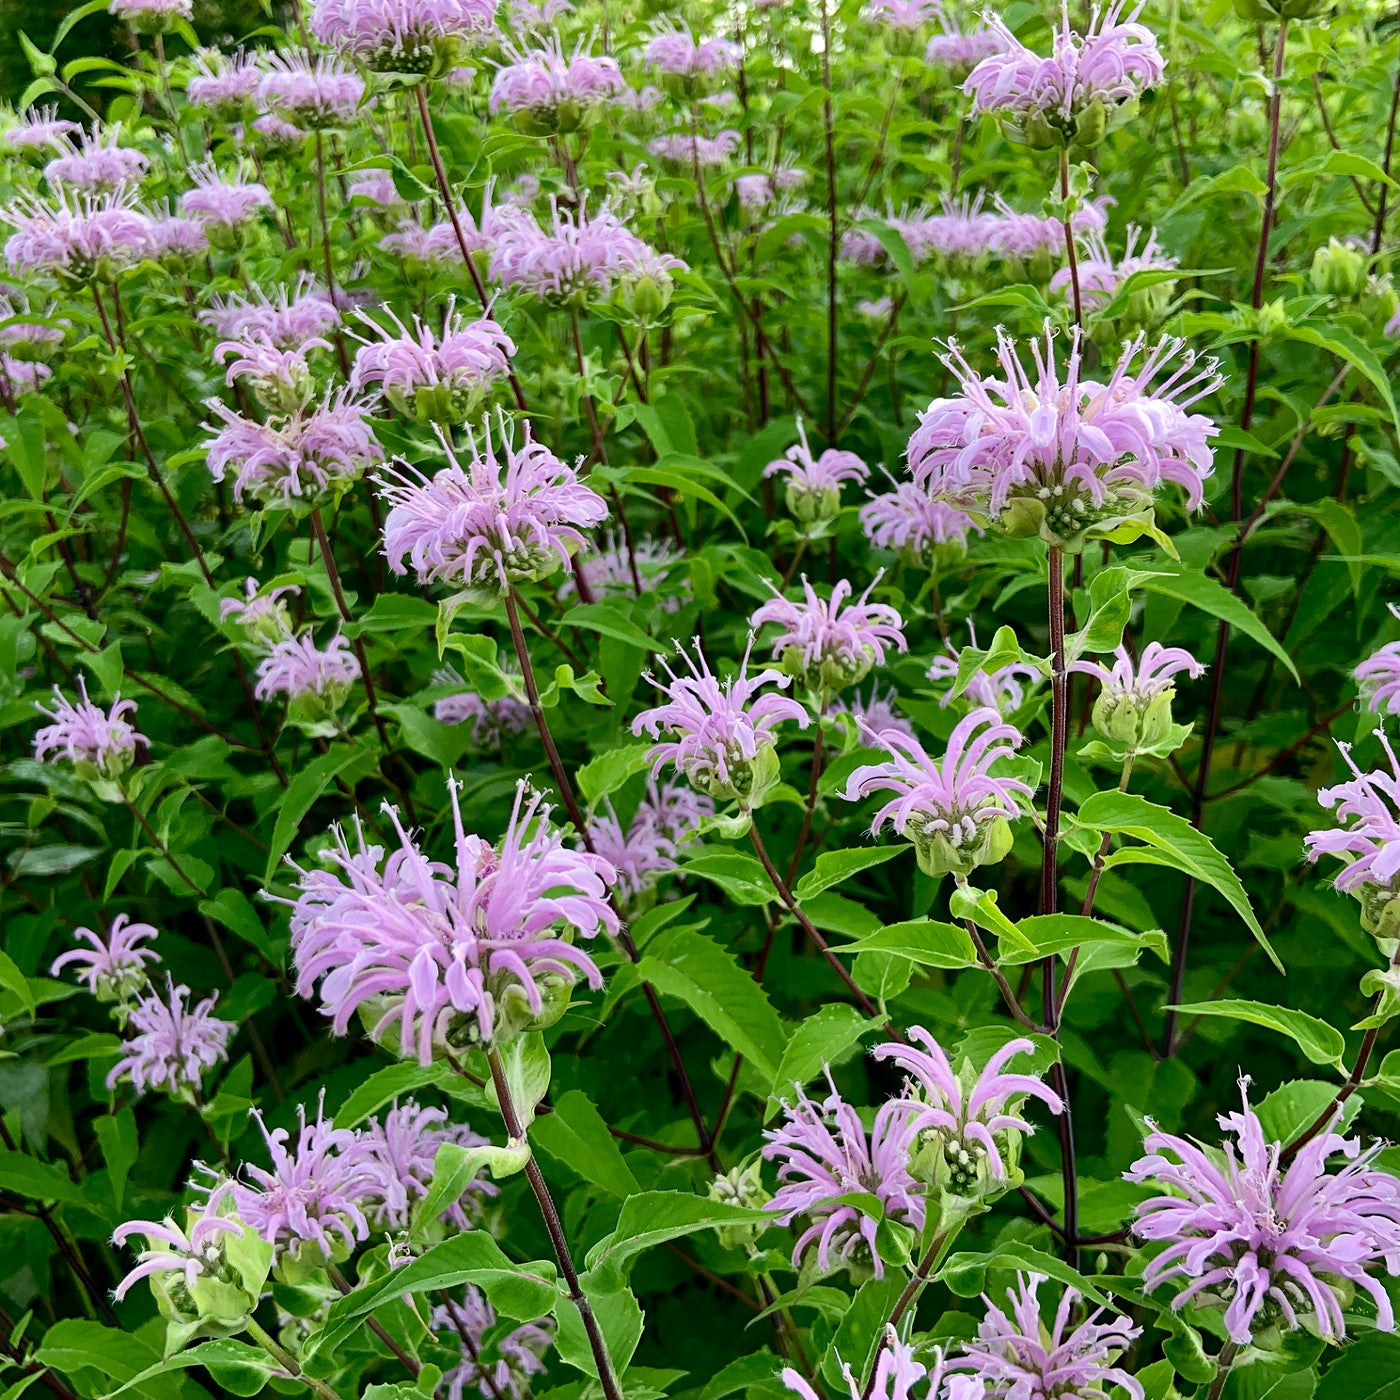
top-left (230, 1099), bottom-right (376, 1281)
top-left (1356, 613), bottom-right (1400, 716)
top-left (926, 12), bottom-right (1000, 76)
top-left (965, 1), bottom-right (1165, 150)
top-left (951, 1273), bottom-right (1142, 1399)
top-left (221, 577), bottom-right (300, 644)
top-left (200, 276), bottom-right (342, 349)
top-left (1072, 641), bottom-right (1203, 754)
top-left (842, 708), bottom-right (1033, 877)
top-left (179, 160), bottom-right (273, 241)
top-left (648, 130), bottom-right (741, 167)
top-left (44, 124), bottom-right (150, 194)
top-left (432, 1287), bottom-right (555, 1400)
top-left (51, 914), bottom-right (160, 1011)
top-left (379, 410), bottom-right (608, 597)
top-left (147, 203), bottom-right (209, 265)
top-left (431, 666), bottom-right (533, 747)
top-left (643, 18), bottom-right (739, 96)
top-left (33, 677), bottom-right (147, 782)
top-left (1128, 1079), bottom-right (1400, 1348)
top-left (582, 803), bottom-right (681, 913)
top-left (4, 106), bottom-right (81, 156)
top-left (914, 192), bottom-right (1000, 270)
top-left (350, 299), bottom-right (515, 425)
top-left (284, 778), bottom-right (619, 1059)
top-left (926, 632), bottom-right (1040, 716)
top-left (559, 531), bottom-right (685, 610)
top-left (751, 574), bottom-right (907, 695)
top-left (0, 294), bottom-right (65, 361)
top-left (186, 49), bottom-right (262, 120)
top-left (829, 683), bottom-right (916, 743)
top-left (987, 190), bottom-right (1111, 281)
top-left (908, 322), bottom-right (1222, 551)
top-left (108, 0), bottom-right (192, 34)
top-left (784, 1334), bottom-right (977, 1400)
top-left (860, 477), bottom-right (981, 568)
top-left (1, 189), bottom-right (152, 283)
top-left (1306, 733), bottom-right (1400, 938)
top-left (310, 0), bottom-right (497, 76)
top-left (1053, 223), bottom-right (1177, 328)
top-left (254, 631), bottom-right (360, 730)
top-left (875, 1029), bottom-right (1062, 1201)
top-left (217, 334), bottom-right (327, 415)
top-left (765, 418), bottom-right (869, 529)
top-left (763, 1071), bottom-right (925, 1282)
top-left (203, 389), bottom-right (382, 508)
top-left (490, 35), bottom-right (624, 135)
top-left (257, 53), bottom-right (366, 130)
top-left (633, 636), bottom-right (809, 808)
top-left (107, 979), bottom-right (236, 1101)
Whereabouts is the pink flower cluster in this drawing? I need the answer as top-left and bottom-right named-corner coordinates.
top-left (33, 677), bottom-right (147, 779)
top-left (310, 0), bottom-right (497, 73)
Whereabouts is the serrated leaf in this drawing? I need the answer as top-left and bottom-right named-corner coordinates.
top-left (792, 845), bottom-right (900, 902)
top-left (532, 1090), bottom-right (639, 1199)
top-left (767, 1004), bottom-right (877, 1117)
top-left (1166, 999), bottom-right (1344, 1067)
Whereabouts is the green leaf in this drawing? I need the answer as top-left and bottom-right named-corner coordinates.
top-left (1138, 568), bottom-right (1298, 682)
top-left (792, 846), bottom-right (901, 902)
top-left (1316, 1333), bottom-right (1400, 1400)
top-left (557, 1277), bottom-right (644, 1381)
top-left (1254, 1079), bottom-right (1361, 1143)
top-left (199, 888), bottom-right (280, 966)
top-left (680, 850), bottom-right (774, 906)
top-left (768, 1004), bottom-right (878, 1116)
top-left (94, 1109), bottom-right (138, 1211)
top-left (334, 1060), bottom-right (454, 1129)
top-left (33, 1321), bottom-right (159, 1384)
top-left (941, 1243), bottom-right (1112, 1309)
top-left (0, 1151), bottom-right (84, 1205)
top-left (997, 913), bottom-right (1169, 968)
top-left (1284, 321), bottom-right (1400, 442)
top-left (839, 918), bottom-right (979, 969)
top-left (585, 1192), bottom-right (773, 1273)
top-left (559, 603), bottom-right (660, 652)
top-left (577, 744), bottom-right (656, 809)
top-left (1165, 999), bottom-right (1345, 1067)
top-left (533, 1091), bottom-right (639, 1199)
top-left (414, 1139), bottom-right (529, 1237)
top-left (1080, 790), bottom-right (1279, 971)
top-left (636, 927), bottom-right (789, 1084)
top-left (0, 950), bottom-right (36, 1018)
top-left (263, 745), bottom-right (364, 883)
top-left (948, 885), bottom-right (1038, 955)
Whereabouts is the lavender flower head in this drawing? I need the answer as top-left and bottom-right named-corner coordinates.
top-left (186, 50), bottom-right (262, 119)
top-left (763, 1071), bottom-right (925, 1281)
top-left (431, 667), bottom-right (531, 748)
top-left (643, 19), bottom-right (739, 95)
top-left (44, 125), bottom-right (150, 194)
top-left (204, 389), bottom-right (382, 508)
top-left (254, 631), bottom-right (359, 728)
top-left (842, 708), bottom-right (1033, 877)
top-left (1053, 224), bottom-right (1177, 324)
top-left (180, 160), bottom-right (273, 238)
top-left (987, 191), bottom-right (1112, 279)
top-left (864, 0), bottom-right (941, 32)
top-left (354, 1100), bottom-right (499, 1232)
top-left (432, 1287), bottom-right (555, 1400)
top-left (379, 410), bottom-right (608, 596)
top-left (766, 418), bottom-right (869, 529)
top-left (350, 299), bottom-right (514, 425)
top-left (490, 35), bottom-right (624, 134)
top-left (582, 804), bottom-right (680, 911)
top-left (51, 914), bottom-right (160, 1008)
top-left (285, 778), bottom-right (619, 1060)
top-left (108, 0), bottom-right (192, 34)
top-left (217, 334), bottom-right (326, 414)
top-left (784, 1334), bottom-right (978, 1400)
top-left (908, 322), bottom-right (1222, 550)
top-left (231, 1099), bottom-right (375, 1277)
top-left (107, 979), bottom-right (236, 1100)
top-left (1356, 612), bottom-right (1400, 716)
top-left (951, 1273), bottom-right (1142, 1400)
top-left (1127, 1079), bottom-right (1400, 1346)
top-left (751, 574), bottom-right (907, 695)
top-left (648, 130), bottom-right (742, 167)
top-left (875, 1029), bottom-right (1062, 1199)
top-left (2, 188), bottom-right (152, 283)
top-left (926, 634), bottom-right (1040, 716)
top-left (33, 676), bottom-right (147, 781)
top-left (1072, 641), bottom-right (1203, 752)
top-left (861, 477), bottom-right (981, 568)
top-left (926, 12), bottom-right (1000, 75)
top-left (0, 293), bottom-right (66, 363)
top-left (147, 203), bottom-right (210, 264)
top-left (200, 276), bottom-right (341, 349)
top-left (965, 1), bottom-right (1165, 150)
top-left (4, 106), bottom-right (81, 155)
top-left (559, 531), bottom-right (685, 609)
top-left (632, 636), bottom-right (810, 807)
top-left (221, 578), bottom-right (300, 644)
top-left (829, 683), bottom-right (915, 743)
top-left (915, 192), bottom-right (1000, 268)
top-left (1305, 733), bottom-right (1400, 936)
top-left (249, 112), bottom-right (310, 153)
top-left (310, 0), bottom-right (497, 75)
top-left (257, 53), bottom-right (366, 130)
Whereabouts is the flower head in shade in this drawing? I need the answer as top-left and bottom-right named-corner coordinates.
top-left (951, 1273), bottom-right (1142, 1400)
top-left (33, 677), bottom-right (146, 781)
top-left (285, 779), bottom-right (619, 1059)
top-left (1072, 641), bottom-right (1203, 752)
top-left (1053, 224), bottom-right (1176, 324)
top-left (763, 1072), bottom-right (924, 1281)
top-left (1356, 615), bottom-right (1400, 716)
top-left (864, 0), bottom-right (940, 31)
top-left (354, 1101), bottom-right (499, 1232)
top-left (217, 334), bottom-right (326, 414)
top-left (559, 531), bottom-right (685, 610)
top-left (509, 0), bottom-right (571, 31)
top-left (4, 106), bottom-right (81, 155)
top-left (431, 666), bottom-right (533, 747)
top-left (0, 290), bottom-right (65, 361)
top-left (309, 0), bottom-right (496, 75)
top-left (51, 914), bottom-right (160, 1009)
top-left (108, 0), bottom-right (191, 33)
top-left (2, 189), bottom-right (152, 283)
top-left (875, 1029), bottom-right (1061, 1200)
top-left (644, 19), bottom-right (739, 94)
top-left (926, 14), bottom-right (1000, 75)
top-left (179, 161), bottom-right (272, 236)
top-left (783, 1335), bottom-right (977, 1400)
top-left (254, 631), bottom-right (359, 728)
top-left (915, 192), bottom-right (1000, 267)
top-left (965, 1), bottom-right (1165, 149)
top-left (648, 130), bottom-right (741, 166)
top-left (1387, 305), bottom-right (1400, 341)
top-left (44, 125), bottom-right (149, 194)
top-left (751, 575), bottom-right (907, 695)
top-left (633, 637), bottom-right (809, 807)
top-left (147, 203), bottom-right (210, 264)
top-left (925, 636), bottom-right (1040, 717)
top-left (187, 49), bottom-right (262, 119)
top-left (490, 36), bottom-right (624, 134)
top-left (861, 478), bottom-right (981, 568)
top-left (200, 277), bottom-right (341, 349)
top-left (987, 191), bottom-right (1112, 278)
top-left (379, 411), bottom-right (607, 595)
top-left (1127, 1079), bottom-right (1400, 1346)
top-left (1306, 733), bottom-right (1400, 936)
top-left (204, 389), bottom-right (382, 508)
top-left (350, 300), bottom-right (514, 424)
top-left (230, 1099), bottom-right (375, 1278)
top-left (766, 418), bottom-right (869, 529)
top-left (829, 683), bottom-right (915, 743)
top-left (0, 357), bottom-right (51, 393)
top-left (842, 708), bottom-right (1033, 877)
top-left (908, 323), bottom-right (1222, 550)
top-left (582, 804), bottom-right (679, 911)
top-left (257, 54), bottom-right (366, 130)
top-left (221, 578), bottom-right (300, 644)
top-left (349, 170), bottom-right (408, 210)
top-left (249, 112), bottom-right (310, 152)
top-left (432, 1287), bottom-right (555, 1400)
top-left (107, 980), bottom-right (236, 1100)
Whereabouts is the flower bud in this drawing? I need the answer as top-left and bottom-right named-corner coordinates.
top-left (708, 1161), bottom-right (770, 1250)
top-left (1310, 238), bottom-right (1368, 301)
